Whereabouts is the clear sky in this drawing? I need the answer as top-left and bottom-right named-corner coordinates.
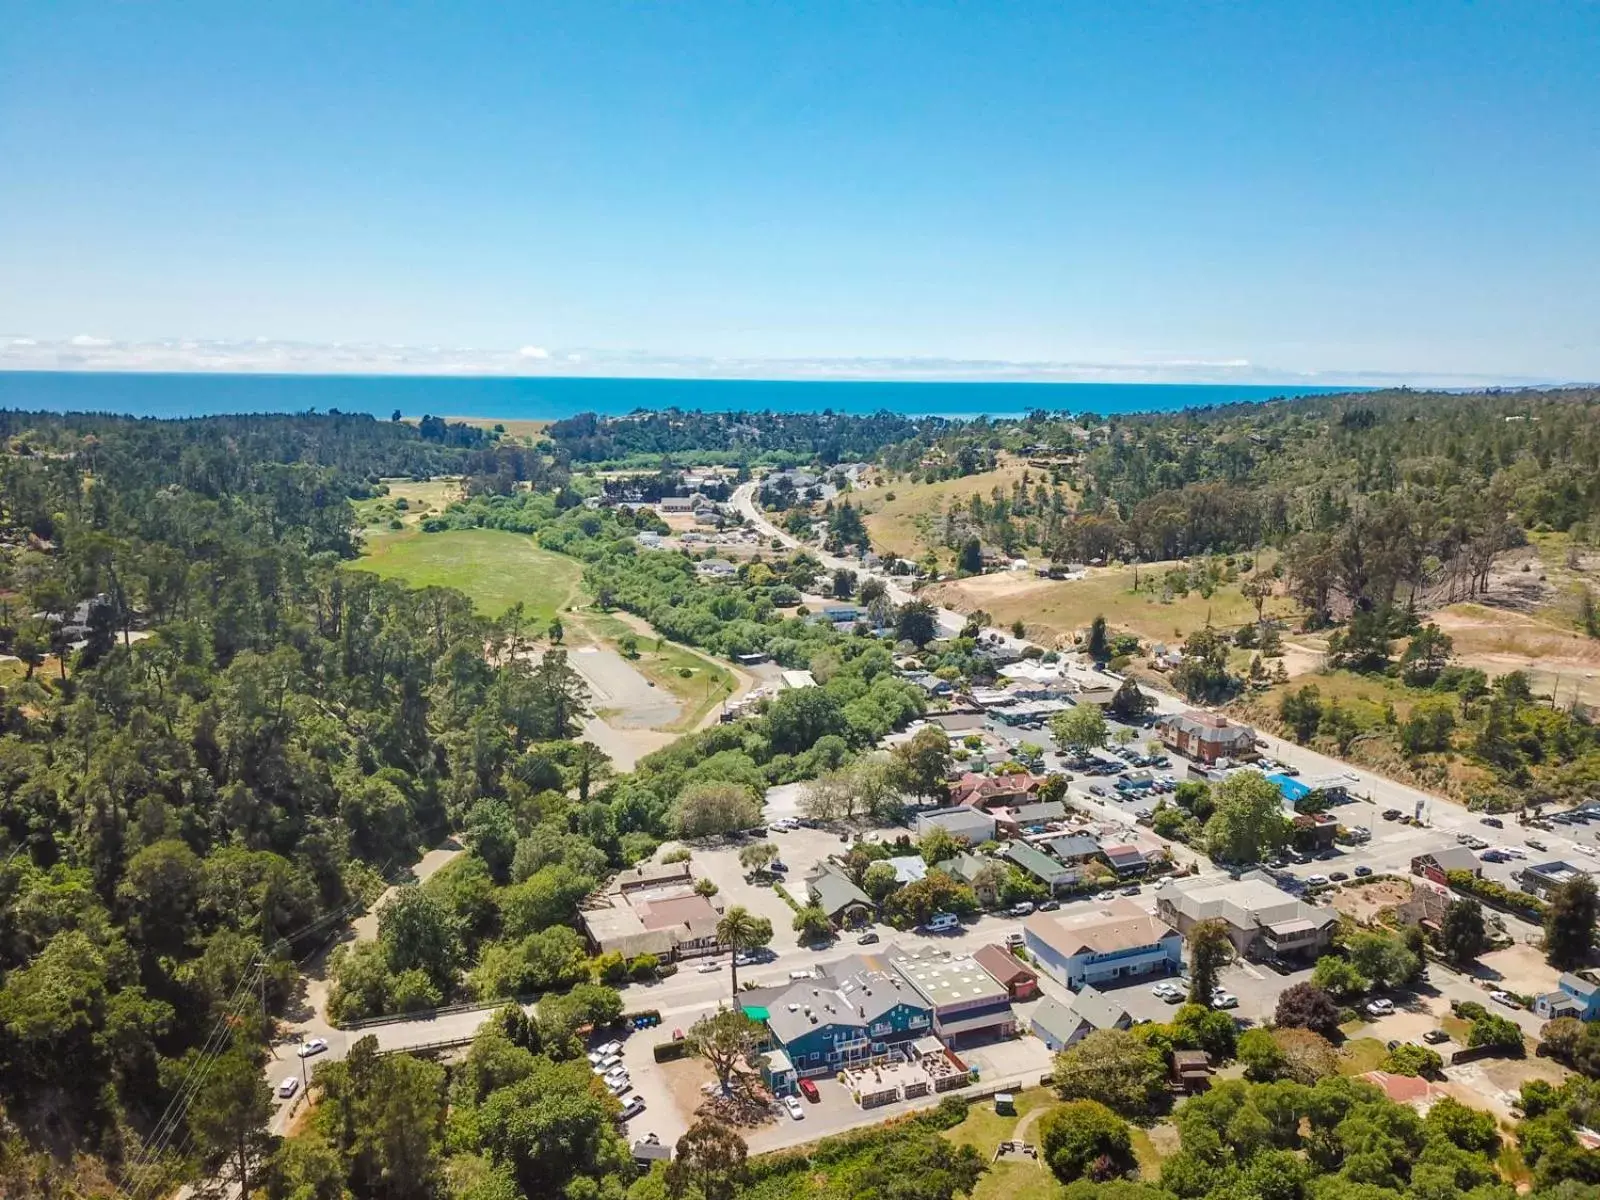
top-left (2, 2), bottom-right (1597, 383)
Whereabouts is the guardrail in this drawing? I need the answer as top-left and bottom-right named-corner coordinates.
top-left (341, 994), bottom-right (537, 1030)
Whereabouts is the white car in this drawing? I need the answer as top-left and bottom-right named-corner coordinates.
top-left (593, 1054), bottom-right (623, 1074)
top-left (1365, 999), bottom-right (1395, 1016)
top-left (783, 1095), bottom-right (805, 1120)
top-left (608, 1078), bottom-right (633, 1097)
top-left (604, 1066), bottom-right (629, 1083)
top-left (1305, 874), bottom-right (1330, 887)
top-left (1501, 846), bottom-right (1527, 859)
top-left (1489, 990), bottom-right (1521, 1008)
top-left (697, 960), bottom-right (723, 974)
top-left (278, 1077), bottom-right (299, 1099)
top-left (1151, 981), bottom-right (1181, 997)
top-left (620, 1097), bottom-right (646, 1121)
top-left (1211, 992), bottom-right (1239, 1010)
top-left (598, 1041), bottom-right (623, 1057)
top-left (296, 1038), bottom-right (328, 1058)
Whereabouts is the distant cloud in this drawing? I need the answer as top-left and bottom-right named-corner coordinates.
top-left (0, 334), bottom-right (1570, 390)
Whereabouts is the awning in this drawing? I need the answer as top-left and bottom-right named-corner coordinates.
top-left (743, 1005), bottom-right (770, 1021)
top-left (1266, 919), bottom-right (1317, 937)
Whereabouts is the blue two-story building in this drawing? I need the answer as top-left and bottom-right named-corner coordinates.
top-left (1022, 900), bottom-right (1183, 990)
top-left (1535, 973), bottom-right (1600, 1021)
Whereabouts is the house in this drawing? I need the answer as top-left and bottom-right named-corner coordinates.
top-left (1046, 833), bottom-right (1103, 867)
top-left (904, 671), bottom-right (954, 698)
top-left (943, 851), bottom-right (1002, 906)
top-left (581, 861), bottom-right (721, 959)
top-left (1172, 1050), bottom-right (1214, 1093)
top-left (886, 855), bottom-right (929, 885)
top-left (1411, 847), bottom-right (1483, 884)
top-left (781, 669), bottom-right (819, 690)
top-left (1001, 841), bottom-right (1077, 896)
top-left (658, 497), bottom-right (697, 513)
top-left (695, 558), bottom-right (737, 578)
top-left (915, 807), bottom-right (997, 845)
top-left (805, 864), bottom-right (875, 926)
top-left (930, 711), bottom-right (987, 734)
top-left (1535, 974), bottom-right (1600, 1021)
top-left (1518, 861), bottom-right (1594, 902)
top-left (1101, 843), bottom-right (1158, 877)
top-left (1157, 876), bottom-right (1337, 963)
top-left (973, 944), bottom-right (1039, 1000)
top-left (886, 944), bottom-right (1018, 1047)
top-left (1155, 710), bottom-right (1258, 764)
top-left (1022, 899), bottom-right (1183, 989)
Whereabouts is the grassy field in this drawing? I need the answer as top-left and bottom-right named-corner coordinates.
top-left (853, 459), bottom-right (1051, 560)
top-left (1338, 1037), bottom-right (1389, 1075)
top-left (929, 559), bottom-right (1298, 648)
top-left (942, 1086), bottom-right (1057, 1153)
top-left (430, 416), bottom-right (553, 443)
top-left (354, 477), bottom-right (462, 530)
top-left (575, 611), bottom-right (737, 730)
top-left (351, 528), bottom-right (582, 620)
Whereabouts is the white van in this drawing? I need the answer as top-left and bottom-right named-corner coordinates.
top-left (926, 913), bottom-right (959, 932)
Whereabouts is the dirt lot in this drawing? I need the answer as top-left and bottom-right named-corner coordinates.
top-left (1441, 1054), bottom-right (1572, 1127)
top-left (1432, 603), bottom-right (1600, 707)
top-left (1332, 878), bottom-right (1413, 924)
top-left (1477, 943), bottom-right (1563, 996)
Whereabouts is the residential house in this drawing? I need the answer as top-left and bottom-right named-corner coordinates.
top-left (1045, 833), bottom-right (1103, 867)
top-left (695, 558), bottom-right (737, 578)
top-left (1535, 974), bottom-right (1600, 1021)
top-left (886, 944), bottom-right (1018, 1047)
top-left (886, 855), bottom-right (929, 885)
top-left (1055, 985), bottom-right (1133, 1047)
top-left (973, 944), bottom-right (1039, 1000)
top-left (1157, 875), bottom-right (1337, 963)
top-left (1101, 842), bottom-right (1158, 877)
top-left (1411, 847), bottom-right (1483, 885)
top-left (1030, 997), bottom-right (1085, 1051)
top-left (943, 851), bottom-right (1002, 907)
top-left (904, 671), bottom-right (954, 698)
top-left (915, 807), bottom-right (997, 845)
top-left (1022, 899), bottom-right (1183, 989)
top-left (1155, 710), bottom-right (1258, 764)
top-left (805, 863), bottom-right (875, 926)
top-left (1001, 841), bottom-right (1077, 896)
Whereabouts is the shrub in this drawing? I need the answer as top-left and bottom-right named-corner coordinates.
top-left (1468, 1013), bottom-right (1526, 1055)
top-left (1383, 1042), bottom-right (1444, 1077)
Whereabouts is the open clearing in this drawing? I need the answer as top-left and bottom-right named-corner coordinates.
top-left (432, 415), bottom-right (553, 442)
top-left (853, 458), bottom-right (1052, 560)
top-left (354, 477), bottom-right (462, 530)
top-left (576, 611), bottom-right (742, 731)
top-left (351, 528), bottom-right (581, 621)
top-left (1432, 602), bottom-right (1600, 706)
top-left (928, 561), bottom-right (1299, 648)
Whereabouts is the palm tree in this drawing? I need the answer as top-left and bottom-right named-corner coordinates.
top-left (717, 905), bottom-right (763, 1001)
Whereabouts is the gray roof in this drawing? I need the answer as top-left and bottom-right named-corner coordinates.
top-left (766, 981), bottom-right (867, 1044)
top-left (916, 807), bottom-right (997, 840)
top-left (1562, 973), bottom-right (1600, 999)
top-left (1163, 876), bottom-right (1335, 936)
top-left (1421, 847), bottom-right (1483, 873)
top-left (1008, 801), bottom-right (1066, 824)
top-left (943, 851), bottom-right (992, 885)
top-left (1047, 833), bottom-right (1102, 860)
top-left (1068, 984), bottom-right (1129, 1032)
top-left (837, 966), bottom-right (925, 1023)
top-left (807, 865), bottom-right (873, 917)
top-left (1030, 997), bottom-right (1083, 1044)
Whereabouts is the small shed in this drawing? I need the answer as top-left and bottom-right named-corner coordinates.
top-left (1172, 1049), bottom-right (1213, 1093)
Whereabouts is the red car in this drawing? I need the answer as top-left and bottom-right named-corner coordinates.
top-left (798, 1078), bottom-right (820, 1102)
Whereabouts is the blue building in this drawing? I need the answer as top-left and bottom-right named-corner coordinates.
top-left (1022, 899), bottom-right (1183, 989)
top-left (1535, 973), bottom-right (1600, 1021)
top-left (761, 960), bottom-right (937, 1083)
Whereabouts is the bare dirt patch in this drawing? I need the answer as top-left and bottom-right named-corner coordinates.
top-left (1477, 944), bottom-right (1562, 996)
top-left (1332, 878), bottom-right (1413, 925)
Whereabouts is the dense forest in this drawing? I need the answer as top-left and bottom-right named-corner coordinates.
top-left (547, 409), bottom-right (935, 466)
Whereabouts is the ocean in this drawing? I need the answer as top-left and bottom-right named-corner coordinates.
top-left (0, 371), bottom-right (1361, 422)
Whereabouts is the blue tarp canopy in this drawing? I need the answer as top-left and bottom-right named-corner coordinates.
top-left (1266, 773), bottom-right (1309, 802)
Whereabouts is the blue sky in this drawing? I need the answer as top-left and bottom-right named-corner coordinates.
top-left (2, 2), bottom-right (1597, 383)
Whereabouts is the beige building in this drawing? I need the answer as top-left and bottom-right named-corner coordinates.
top-left (1157, 875), bottom-right (1336, 962)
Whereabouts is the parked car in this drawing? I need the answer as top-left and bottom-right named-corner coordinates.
top-left (1211, 991), bottom-right (1239, 1010)
top-left (608, 1078), bottom-right (632, 1097)
top-left (620, 1097), bottom-right (646, 1121)
top-left (1528, 838), bottom-right (1548, 851)
top-left (697, 960), bottom-right (723, 973)
top-left (855, 931), bottom-right (880, 945)
top-left (278, 1077), bottom-right (299, 1099)
top-left (297, 1038), bottom-right (328, 1058)
top-left (1354, 865), bottom-right (1373, 877)
top-left (784, 1095), bottom-right (805, 1120)
top-left (1382, 809), bottom-right (1403, 820)
top-left (1009, 902), bottom-right (1035, 917)
top-left (1120, 885), bottom-right (1141, 896)
top-left (1422, 1029), bottom-right (1449, 1044)
top-left (1329, 871), bottom-right (1349, 882)
top-left (1365, 998), bottom-right (1395, 1016)
top-left (1038, 899), bottom-right (1060, 911)
top-left (799, 1078), bottom-right (820, 1102)
top-left (1482, 816), bottom-right (1504, 828)
top-left (1305, 874), bottom-right (1330, 887)
top-left (1489, 990), bottom-right (1521, 1008)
